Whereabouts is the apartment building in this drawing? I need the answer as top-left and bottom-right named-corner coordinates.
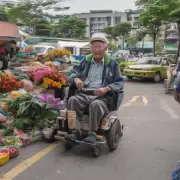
top-left (0, 0), bottom-right (19, 5)
top-left (74, 10), bottom-right (127, 37)
top-left (164, 23), bottom-right (178, 52)
top-left (126, 9), bottom-right (140, 37)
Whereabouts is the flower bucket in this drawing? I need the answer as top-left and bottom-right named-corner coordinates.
top-left (54, 87), bottom-right (65, 99)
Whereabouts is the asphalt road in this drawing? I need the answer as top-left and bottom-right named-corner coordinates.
top-left (1, 79), bottom-right (180, 180)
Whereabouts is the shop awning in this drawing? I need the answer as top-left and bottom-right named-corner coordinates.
top-left (58, 41), bottom-right (89, 48)
top-left (0, 21), bottom-right (20, 41)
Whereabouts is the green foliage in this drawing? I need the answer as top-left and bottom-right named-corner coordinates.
top-left (127, 36), bottom-right (137, 47)
top-left (53, 16), bottom-right (87, 38)
top-left (137, 0), bottom-right (180, 60)
top-left (139, 1), bottom-right (168, 55)
top-left (136, 28), bottom-right (148, 41)
top-left (3, 0), bottom-right (70, 36)
top-left (112, 22), bottom-right (131, 49)
top-left (108, 43), bottom-right (117, 52)
top-left (0, 8), bottom-right (8, 21)
top-left (112, 22), bottom-right (131, 38)
top-left (35, 19), bottom-right (54, 36)
top-left (101, 26), bottom-right (114, 38)
top-left (155, 41), bottom-right (163, 55)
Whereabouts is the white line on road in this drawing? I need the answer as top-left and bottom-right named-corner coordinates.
top-left (122, 96), bottom-right (139, 107)
top-left (160, 99), bottom-right (179, 119)
top-left (142, 96), bottom-right (148, 106)
top-left (129, 96), bottom-right (140, 103)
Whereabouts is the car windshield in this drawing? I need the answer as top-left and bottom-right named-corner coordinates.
top-left (34, 47), bottom-right (46, 54)
top-left (137, 57), bottom-right (161, 65)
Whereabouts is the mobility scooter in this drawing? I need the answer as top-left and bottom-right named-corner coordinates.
top-left (54, 86), bottom-right (124, 157)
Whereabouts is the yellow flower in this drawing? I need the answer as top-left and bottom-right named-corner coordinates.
top-left (61, 80), bottom-right (66, 85)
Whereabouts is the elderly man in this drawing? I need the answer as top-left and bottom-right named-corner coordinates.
top-left (67, 33), bottom-right (124, 143)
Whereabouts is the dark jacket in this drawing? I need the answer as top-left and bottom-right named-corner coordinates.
top-left (68, 53), bottom-right (124, 92)
top-left (176, 62), bottom-right (180, 74)
top-left (68, 53), bottom-right (124, 110)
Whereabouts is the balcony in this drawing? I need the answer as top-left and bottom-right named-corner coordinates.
top-left (166, 25), bottom-right (178, 32)
top-left (166, 34), bottom-right (179, 40)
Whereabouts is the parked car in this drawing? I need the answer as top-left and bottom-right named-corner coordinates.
top-left (33, 45), bottom-right (56, 59)
top-left (143, 53), bottom-right (154, 57)
top-left (123, 57), bottom-right (174, 83)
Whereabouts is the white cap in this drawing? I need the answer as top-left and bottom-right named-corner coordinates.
top-left (90, 33), bottom-right (108, 44)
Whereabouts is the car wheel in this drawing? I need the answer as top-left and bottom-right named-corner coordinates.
top-left (153, 72), bottom-right (161, 83)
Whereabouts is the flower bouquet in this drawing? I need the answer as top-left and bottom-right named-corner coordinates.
top-left (30, 66), bottom-right (52, 82)
top-left (41, 70), bottom-right (67, 90)
top-left (0, 73), bottom-right (24, 93)
top-left (48, 49), bottom-right (71, 59)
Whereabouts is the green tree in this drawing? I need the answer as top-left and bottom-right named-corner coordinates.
top-left (127, 36), bottom-right (137, 48)
top-left (112, 22), bottom-right (131, 49)
top-left (137, 28), bottom-right (148, 54)
top-left (155, 40), bottom-right (163, 55)
top-left (35, 19), bottom-right (54, 36)
top-left (0, 7), bottom-right (8, 21)
top-left (101, 26), bottom-right (114, 39)
top-left (53, 16), bottom-right (87, 38)
top-left (7, 2), bottom-right (46, 34)
top-left (140, 1), bottom-right (168, 56)
top-left (108, 43), bottom-right (118, 52)
top-left (5, 0), bottom-right (67, 35)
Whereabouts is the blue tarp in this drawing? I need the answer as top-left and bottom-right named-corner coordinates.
top-left (74, 55), bottom-right (84, 61)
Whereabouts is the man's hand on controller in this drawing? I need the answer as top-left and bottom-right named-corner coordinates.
top-left (74, 78), bottom-right (84, 89)
top-left (95, 86), bottom-right (111, 96)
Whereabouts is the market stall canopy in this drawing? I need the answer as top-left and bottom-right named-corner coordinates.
top-left (58, 41), bottom-right (89, 48)
top-left (0, 22), bottom-right (21, 41)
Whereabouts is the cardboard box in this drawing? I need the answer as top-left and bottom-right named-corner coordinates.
top-left (68, 118), bottom-right (76, 129)
top-left (67, 111), bottom-right (76, 119)
top-left (60, 109), bottom-right (67, 118)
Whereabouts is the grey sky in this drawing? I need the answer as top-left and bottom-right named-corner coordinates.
top-left (47, 0), bottom-right (136, 15)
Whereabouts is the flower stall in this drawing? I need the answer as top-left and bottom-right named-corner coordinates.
top-left (9, 45), bottom-right (38, 69)
top-left (0, 56), bottom-right (68, 165)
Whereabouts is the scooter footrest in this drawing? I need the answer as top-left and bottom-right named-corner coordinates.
top-left (96, 135), bottom-right (104, 140)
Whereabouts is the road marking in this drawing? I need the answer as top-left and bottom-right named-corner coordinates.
top-left (121, 96), bottom-right (148, 108)
top-left (1, 143), bottom-right (58, 180)
top-left (142, 96), bottom-right (148, 106)
top-left (160, 100), bottom-right (179, 119)
top-left (129, 96), bottom-right (140, 103)
top-left (122, 96), bottom-right (139, 107)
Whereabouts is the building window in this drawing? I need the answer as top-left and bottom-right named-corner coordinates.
top-left (128, 16), bottom-right (132, 21)
top-left (134, 17), bottom-right (139, 20)
top-left (98, 23), bottom-right (105, 28)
